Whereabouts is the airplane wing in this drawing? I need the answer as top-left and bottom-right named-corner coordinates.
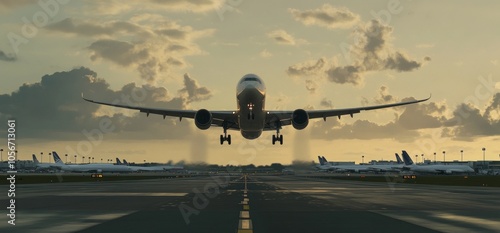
top-left (264, 95), bottom-right (430, 130)
top-left (82, 94), bottom-right (240, 130)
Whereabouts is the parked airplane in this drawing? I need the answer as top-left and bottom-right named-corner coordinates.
top-left (83, 74), bottom-right (430, 145)
top-left (366, 153), bottom-right (405, 172)
top-left (317, 154), bottom-right (403, 173)
top-left (116, 158), bottom-right (183, 172)
top-left (401, 151), bottom-right (474, 174)
top-left (52, 152), bottom-right (134, 173)
top-left (32, 154), bottom-right (58, 171)
top-left (317, 156), bottom-right (370, 173)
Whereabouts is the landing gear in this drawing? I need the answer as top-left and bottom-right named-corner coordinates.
top-left (220, 124), bottom-right (231, 145)
top-left (272, 128), bottom-right (283, 145)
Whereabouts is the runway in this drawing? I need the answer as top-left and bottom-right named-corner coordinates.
top-left (2, 175), bottom-right (500, 233)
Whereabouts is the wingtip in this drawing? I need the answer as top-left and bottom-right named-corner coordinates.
top-left (81, 92), bottom-right (92, 102)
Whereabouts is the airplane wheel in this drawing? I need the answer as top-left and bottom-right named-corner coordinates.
top-left (220, 135), bottom-right (224, 145)
top-left (279, 135), bottom-right (283, 145)
top-left (272, 135), bottom-right (276, 145)
top-left (228, 135), bottom-right (231, 145)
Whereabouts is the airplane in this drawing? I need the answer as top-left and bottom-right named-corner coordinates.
top-left (116, 158), bottom-right (184, 172)
top-left (401, 150), bottom-right (475, 174)
top-left (317, 156), bottom-right (370, 173)
top-left (52, 152), bottom-right (134, 173)
top-left (317, 154), bottom-right (404, 173)
top-left (365, 153), bottom-right (405, 172)
top-left (82, 74), bottom-right (430, 145)
top-left (32, 154), bottom-right (59, 171)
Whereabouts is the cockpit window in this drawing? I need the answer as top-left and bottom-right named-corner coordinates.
top-left (243, 77), bottom-right (261, 84)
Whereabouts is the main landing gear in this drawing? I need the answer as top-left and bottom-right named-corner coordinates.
top-left (220, 125), bottom-right (231, 145)
top-left (272, 128), bottom-right (283, 145)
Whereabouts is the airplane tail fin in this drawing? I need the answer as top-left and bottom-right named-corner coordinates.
top-left (116, 158), bottom-right (122, 165)
top-left (396, 153), bottom-right (403, 164)
top-left (317, 156), bottom-right (322, 165)
top-left (123, 159), bottom-right (129, 165)
top-left (401, 151), bottom-right (414, 166)
top-left (322, 156), bottom-right (328, 164)
top-left (32, 154), bottom-right (39, 164)
top-left (52, 151), bottom-right (64, 164)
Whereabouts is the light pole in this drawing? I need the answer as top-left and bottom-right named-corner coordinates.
top-left (415, 155), bottom-right (418, 164)
top-left (460, 150), bottom-right (463, 162)
top-left (0, 148), bottom-right (3, 162)
top-left (49, 152), bottom-right (52, 163)
top-left (482, 148), bottom-right (486, 168)
top-left (433, 152), bottom-right (436, 163)
top-left (41, 152), bottom-right (43, 163)
top-left (74, 155), bottom-right (77, 164)
top-left (65, 154), bottom-right (68, 163)
top-left (421, 154), bottom-right (424, 164)
top-left (442, 151), bottom-right (446, 164)
top-left (82, 156), bottom-right (85, 163)
top-left (362, 155), bottom-right (364, 164)
top-left (88, 157), bottom-right (91, 163)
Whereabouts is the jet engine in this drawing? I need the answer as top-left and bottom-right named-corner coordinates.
top-left (292, 109), bottom-right (309, 130)
top-left (195, 109), bottom-right (212, 130)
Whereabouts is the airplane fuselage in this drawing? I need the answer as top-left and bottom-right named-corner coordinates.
top-left (237, 74), bottom-right (266, 139)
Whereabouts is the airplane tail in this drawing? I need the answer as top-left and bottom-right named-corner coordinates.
top-left (322, 156), bottom-right (328, 164)
top-left (401, 151), bottom-right (414, 166)
top-left (123, 159), bottom-right (129, 165)
top-left (395, 153), bottom-right (403, 164)
top-left (32, 154), bottom-right (39, 164)
top-left (52, 151), bottom-right (64, 164)
top-left (116, 158), bottom-right (122, 165)
top-left (317, 156), bottom-right (325, 165)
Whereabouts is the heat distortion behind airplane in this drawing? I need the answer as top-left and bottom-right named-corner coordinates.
top-left (83, 74), bottom-right (430, 145)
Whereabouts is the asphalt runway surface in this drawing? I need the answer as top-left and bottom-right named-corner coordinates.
top-left (1, 175), bottom-right (500, 233)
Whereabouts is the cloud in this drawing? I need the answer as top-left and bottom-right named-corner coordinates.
top-left (46, 18), bottom-right (147, 37)
top-left (88, 39), bottom-right (149, 66)
top-left (0, 50), bottom-right (16, 62)
top-left (267, 30), bottom-right (298, 45)
top-left (0, 67), bottom-right (213, 140)
top-left (286, 58), bottom-right (325, 77)
top-left (288, 19), bottom-right (427, 86)
top-left (384, 52), bottom-right (422, 72)
top-left (305, 80), bottom-right (318, 94)
top-left (178, 73), bottom-right (212, 103)
top-left (289, 4), bottom-right (360, 29)
top-left (397, 99), bottom-right (448, 130)
top-left (325, 65), bottom-right (362, 85)
top-left (319, 98), bottom-right (333, 108)
top-left (47, 17), bottom-right (214, 82)
top-left (447, 93), bottom-right (500, 140)
top-left (309, 88), bottom-right (451, 142)
top-left (362, 86), bottom-right (397, 105)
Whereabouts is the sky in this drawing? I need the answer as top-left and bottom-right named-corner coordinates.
top-left (0, 0), bottom-right (499, 165)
